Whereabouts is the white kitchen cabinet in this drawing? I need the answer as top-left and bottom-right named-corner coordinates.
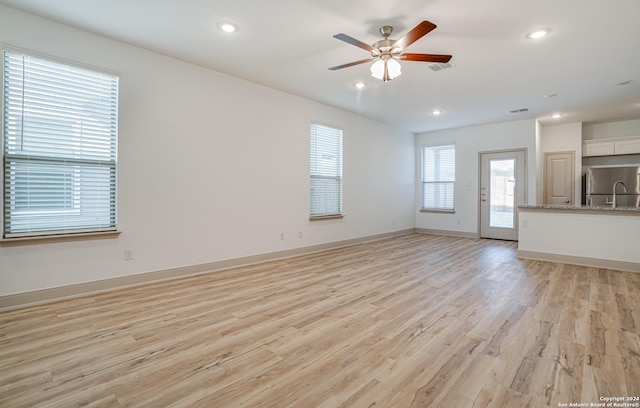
top-left (583, 136), bottom-right (640, 156)
top-left (583, 140), bottom-right (614, 156)
top-left (615, 138), bottom-right (640, 155)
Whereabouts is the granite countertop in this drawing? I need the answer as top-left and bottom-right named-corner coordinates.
top-left (519, 204), bottom-right (640, 213)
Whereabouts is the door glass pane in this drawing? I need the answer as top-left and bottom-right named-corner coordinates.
top-left (489, 159), bottom-right (516, 228)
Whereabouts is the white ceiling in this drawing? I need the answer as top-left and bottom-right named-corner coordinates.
top-left (2, 0), bottom-right (639, 133)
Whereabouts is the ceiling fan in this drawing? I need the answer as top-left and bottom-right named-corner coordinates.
top-left (329, 21), bottom-right (452, 82)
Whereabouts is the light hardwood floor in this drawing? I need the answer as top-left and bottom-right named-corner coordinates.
top-left (1, 233), bottom-right (639, 407)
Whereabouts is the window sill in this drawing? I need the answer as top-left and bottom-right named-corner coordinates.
top-left (0, 230), bottom-right (121, 246)
top-left (420, 209), bottom-right (456, 214)
top-left (309, 214), bottom-right (344, 221)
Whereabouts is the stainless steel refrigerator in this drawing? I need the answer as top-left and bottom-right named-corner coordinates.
top-left (585, 165), bottom-right (640, 207)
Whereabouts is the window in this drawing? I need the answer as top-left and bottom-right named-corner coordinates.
top-left (310, 123), bottom-right (342, 218)
top-left (421, 144), bottom-right (455, 211)
top-left (2, 49), bottom-right (119, 238)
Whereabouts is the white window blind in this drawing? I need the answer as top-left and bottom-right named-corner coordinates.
top-left (2, 50), bottom-right (119, 238)
top-left (310, 123), bottom-right (342, 217)
top-left (421, 144), bottom-right (455, 211)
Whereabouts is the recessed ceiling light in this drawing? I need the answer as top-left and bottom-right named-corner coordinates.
top-left (218, 22), bottom-right (238, 33)
top-left (354, 81), bottom-right (367, 89)
top-left (616, 80), bottom-right (632, 86)
top-left (544, 93), bottom-right (558, 98)
top-left (526, 27), bottom-right (551, 39)
top-left (552, 113), bottom-right (563, 119)
top-left (432, 109), bottom-right (443, 116)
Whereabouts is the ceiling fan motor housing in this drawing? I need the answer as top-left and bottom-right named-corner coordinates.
top-left (372, 39), bottom-right (400, 59)
top-left (373, 26), bottom-right (400, 59)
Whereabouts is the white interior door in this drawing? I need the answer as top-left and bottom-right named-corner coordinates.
top-left (480, 150), bottom-right (526, 241)
top-left (544, 152), bottom-right (574, 205)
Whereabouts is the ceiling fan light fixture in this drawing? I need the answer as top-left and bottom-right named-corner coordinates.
top-left (387, 59), bottom-right (401, 78)
top-left (370, 60), bottom-right (384, 80)
top-left (371, 58), bottom-right (401, 82)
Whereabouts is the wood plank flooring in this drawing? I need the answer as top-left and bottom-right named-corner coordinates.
top-left (1, 233), bottom-right (639, 407)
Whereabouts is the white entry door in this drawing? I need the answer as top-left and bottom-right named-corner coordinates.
top-left (480, 150), bottom-right (526, 241)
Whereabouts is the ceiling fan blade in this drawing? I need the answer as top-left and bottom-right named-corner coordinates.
top-left (333, 33), bottom-right (375, 52)
top-left (394, 21), bottom-right (437, 50)
top-left (399, 53), bottom-right (452, 63)
top-left (328, 58), bottom-right (375, 71)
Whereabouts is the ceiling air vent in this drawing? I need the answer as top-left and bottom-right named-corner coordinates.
top-left (509, 108), bottom-right (531, 114)
top-left (427, 62), bottom-right (454, 72)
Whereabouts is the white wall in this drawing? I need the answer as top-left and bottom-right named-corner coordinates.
top-left (0, 6), bottom-right (415, 296)
top-left (582, 118), bottom-right (640, 141)
top-left (540, 122), bottom-right (583, 204)
top-left (535, 120), bottom-right (543, 204)
top-left (415, 119), bottom-right (537, 235)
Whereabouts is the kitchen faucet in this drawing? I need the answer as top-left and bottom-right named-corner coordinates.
top-left (612, 180), bottom-right (628, 208)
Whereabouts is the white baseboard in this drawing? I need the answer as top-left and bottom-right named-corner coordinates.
top-left (0, 229), bottom-right (415, 311)
top-left (517, 250), bottom-right (640, 273)
top-left (415, 228), bottom-right (478, 239)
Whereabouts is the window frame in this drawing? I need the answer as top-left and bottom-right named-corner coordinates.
top-left (1, 48), bottom-right (119, 241)
top-left (309, 122), bottom-right (343, 220)
top-left (420, 144), bottom-right (456, 213)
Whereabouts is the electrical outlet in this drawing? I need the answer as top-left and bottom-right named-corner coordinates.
top-left (298, 231), bottom-right (303, 239)
top-left (124, 248), bottom-right (134, 260)
top-left (280, 233), bottom-right (285, 240)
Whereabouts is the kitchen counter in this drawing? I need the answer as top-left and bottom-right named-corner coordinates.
top-left (517, 205), bottom-right (639, 272)
top-left (519, 204), bottom-right (640, 214)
